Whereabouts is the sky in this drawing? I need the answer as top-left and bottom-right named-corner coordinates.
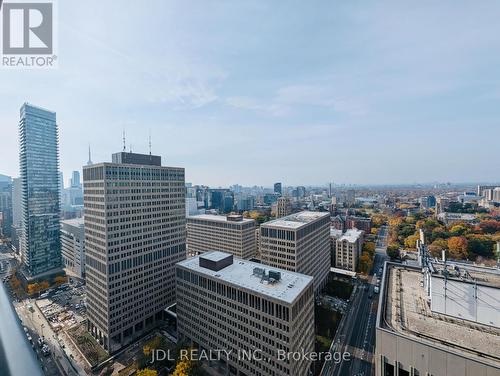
top-left (1, 1), bottom-right (500, 187)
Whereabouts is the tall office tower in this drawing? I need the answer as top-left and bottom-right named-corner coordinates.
top-left (11, 178), bottom-right (21, 227)
top-left (83, 151), bottom-right (186, 352)
top-left (274, 182), bottom-right (282, 196)
top-left (276, 196), bottom-right (292, 218)
top-left (58, 171), bottom-right (64, 211)
top-left (11, 177), bottom-right (22, 251)
top-left (210, 189), bottom-right (234, 213)
top-left (0, 178), bottom-right (12, 237)
top-left (260, 211), bottom-right (330, 294)
top-left (296, 186), bottom-right (306, 198)
top-left (70, 171), bottom-right (81, 188)
top-left (60, 218), bottom-right (85, 279)
top-left (64, 170), bottom-right (84, 207)
top-left (176, 252), bottom-right (315, 376)
top-left (186, 214), bottom-right (256, 258)
top-left (346, 189), bottom-right (355, 207)
top-left (19, 103), bottom-right (62, 278)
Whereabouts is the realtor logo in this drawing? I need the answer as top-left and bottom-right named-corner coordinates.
top-left (0, 0), bottom-right (58, 68)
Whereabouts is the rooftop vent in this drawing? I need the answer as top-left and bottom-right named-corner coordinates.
top-left (253, 267), bottom-right (281, 284)
top-left (226, 214), bottom-right (244, 222)
top-left (199, 253), bottom-right (233, 271)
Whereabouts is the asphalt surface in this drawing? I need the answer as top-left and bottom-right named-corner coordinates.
top-left (0, 245), bottom-right (85, 376)
top-left (323, 225), bottom-right (388, 376)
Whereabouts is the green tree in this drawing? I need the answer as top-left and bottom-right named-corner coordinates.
top-left (386, 244), bottom-right (400, 259)
top-left (362, 242), bottom-right (376, 256)
top-left (404, 234), bottom-right (419, 249)
top-left (479, 220), bottom-right (500, 234)
top-left (428, 238), bottom-right (448, 258)
top-left (467, 236), bottom-right (495, 259)
top-left (449, 224), bottom-right (469, 236)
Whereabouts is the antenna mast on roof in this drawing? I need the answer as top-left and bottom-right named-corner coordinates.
top-left (122, 130), bottom-right (126, 152)
top-left (149, 130), bottom-right (152, 155)
top-left (87, 144), bottom-right (93, 165)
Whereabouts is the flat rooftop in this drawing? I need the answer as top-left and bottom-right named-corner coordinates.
top-left (330, 228), bottom-right (343, 238)
top-left (187, 214), bottom-right (254, 224)
top-left (177, 251), bottom-right (313, 304)
top-left (61, 218), bottom-right (85, 227)
top-left (263, 211), bottom-right (329, 229)
top-left (200, 251), bottom-right (231, 262)
top-left (339, 228), bottom-right (363, 243)
top-left (381, 264), bottom-right (500, 366)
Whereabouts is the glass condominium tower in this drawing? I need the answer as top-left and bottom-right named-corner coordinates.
top-left (19, 103), bottom-right (62, 278)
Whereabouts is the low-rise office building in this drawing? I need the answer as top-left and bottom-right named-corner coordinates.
top-left (260, 211), bottom-right (330, 294)
top-left (276, 196), bottom-right (292, 218)
top-left (333, 228), bottom-right (364, 272)
top-left (176, 251), bottom-right (315, 376)
top-left (187, 214), bottom-right (256, 259)
top-left (437, 212), bottom-right (478, 225)
top-left (60, 218), bottom-right (85, 279)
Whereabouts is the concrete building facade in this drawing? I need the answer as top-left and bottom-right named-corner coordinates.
top-left (333, 228), bottom-right (364, 272)
top-left (83, 152), bottom-right (186, 352)
top-left (60, 218), bottom-right (85, 279)
top-left (276, 196), bottom-right (292, 218)
top-left (176, 251), bottom-right (315, 376)
top-left (260, 211), bottom-right (330, 294)
top-left (187, 214), bottom-right (256, 259)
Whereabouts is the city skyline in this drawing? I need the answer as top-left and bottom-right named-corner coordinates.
top-left (1, 1), bottom-right (500, 186)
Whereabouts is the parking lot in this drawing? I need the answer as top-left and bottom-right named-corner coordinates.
top-left (37, 282), bottom-right (87, 333)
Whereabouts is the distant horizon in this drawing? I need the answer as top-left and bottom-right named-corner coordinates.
top-left (0, 171), bottom-right (498, 191)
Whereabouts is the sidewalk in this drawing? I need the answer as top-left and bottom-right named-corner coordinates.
top-left (31, 298), bottom-right (88, 376)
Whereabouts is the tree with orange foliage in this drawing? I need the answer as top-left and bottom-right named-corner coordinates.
top-left (27, 283), bottom-right (40, 295)
top-left (479, 220), bottom-right (500, 234)
top-left (137, 369), bottom-right (158, 376)
top-left (54, 275), bottom-right (68, 285)
top-left (447, 236), bottom-right (468, 260)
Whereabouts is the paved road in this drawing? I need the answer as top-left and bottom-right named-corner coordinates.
top-left (323, 225), bottom-right (388, 376)
top-left (0, 246), bottom-right (85, 376)
top-left (16, 297), bottom-right (87, 376)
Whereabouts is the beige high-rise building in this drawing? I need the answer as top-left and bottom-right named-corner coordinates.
top-left (276, 196), bottom-right (292, 218)
top-left (260, 211), bottom-right (330, 294)
top-left (83, 151), bottom-right (186, 352)
top-left (176, 251), bottom-right (315, 376)
top-left (333, 228), bottom-right (364, 272)
top-left (186, 214), bottom-right (256, 259)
